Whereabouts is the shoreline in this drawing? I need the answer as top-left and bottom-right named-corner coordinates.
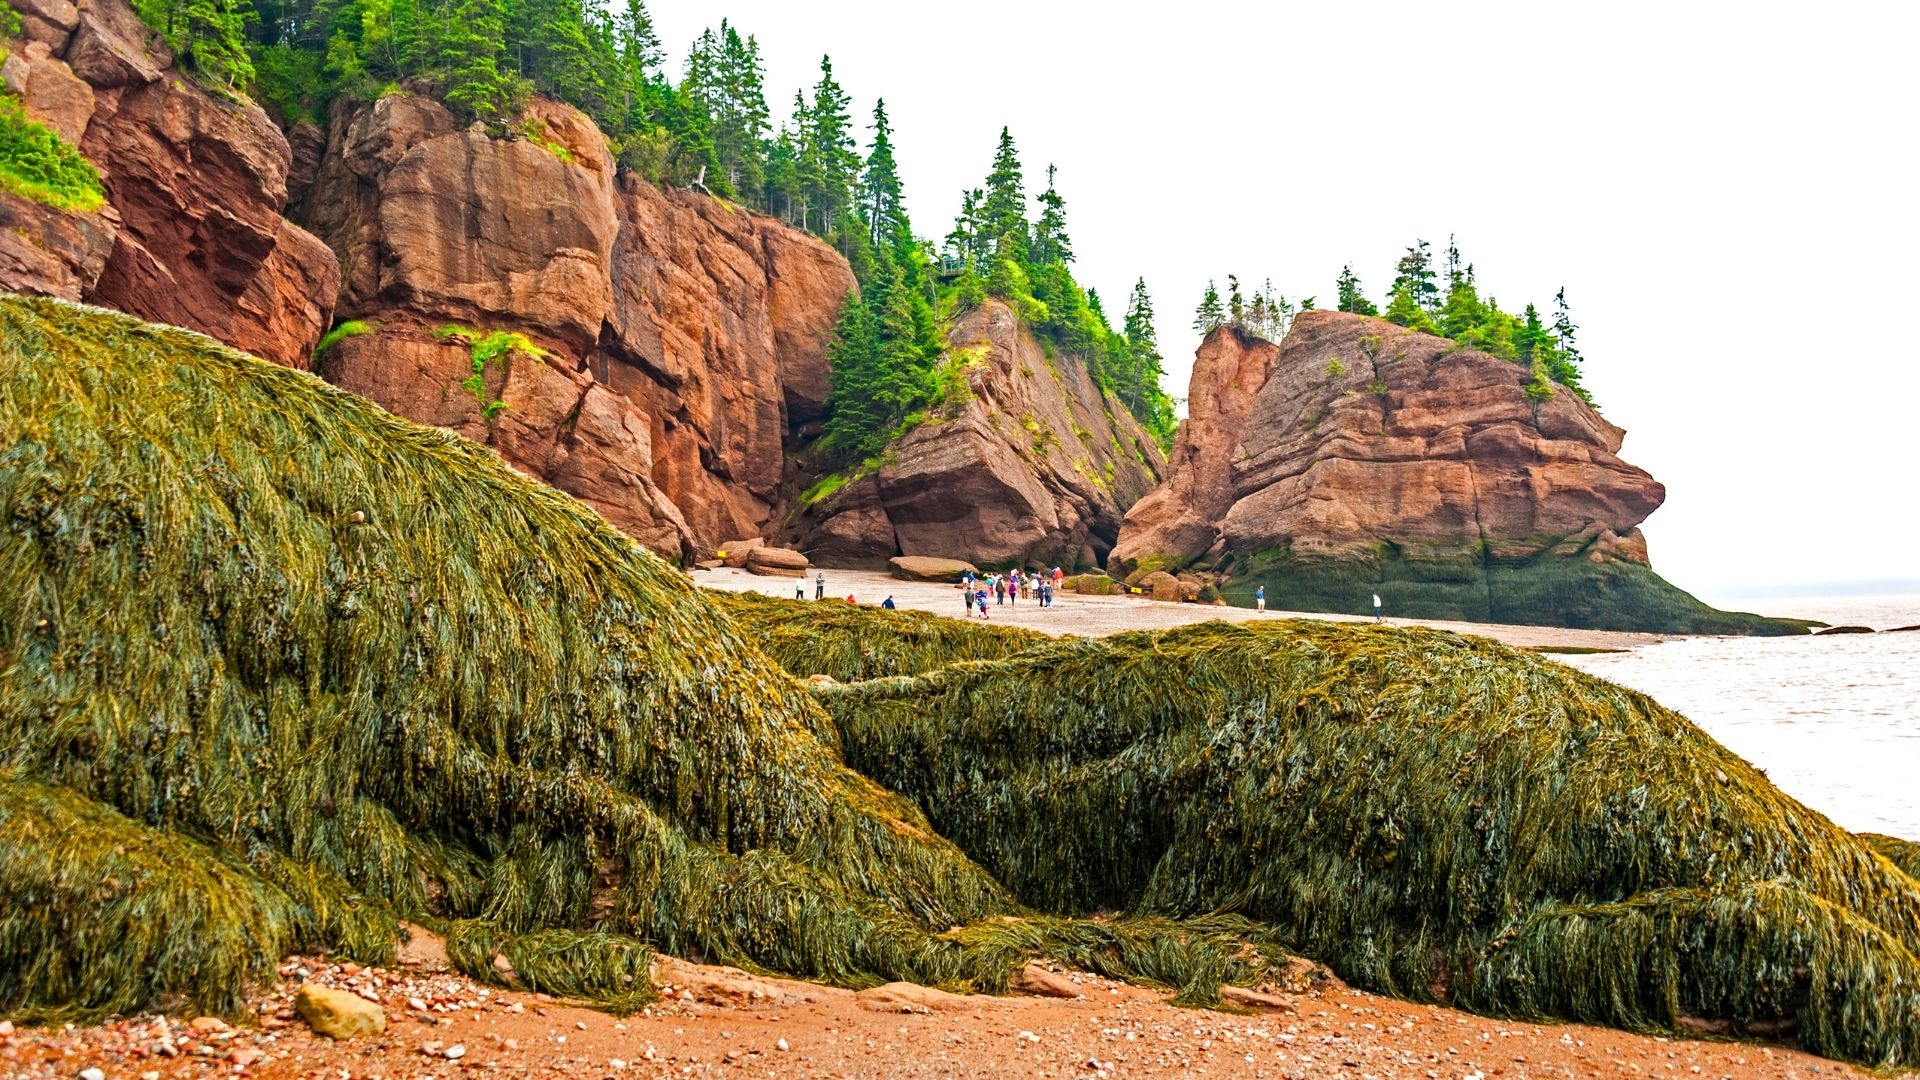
top-left (695, 565), bottom-right (1675, 653)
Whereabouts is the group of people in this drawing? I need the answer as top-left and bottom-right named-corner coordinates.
top-left (961, 566), bottom-right (1063, 619)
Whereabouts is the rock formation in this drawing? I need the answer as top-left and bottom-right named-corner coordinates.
top-left (292, 93), bottom-right (854, 561)
top-left (0, 0), bottom-right (336, 364)
top-left (1114, 312), bottom-right (1800, 633)
top-left (798, 300), bottom-right (1166, 569)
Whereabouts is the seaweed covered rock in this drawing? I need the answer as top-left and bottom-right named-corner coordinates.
top-left (798, 611), bottom-right (1920, 1068)
top-left (707, 590), bottom-right (1046, 682)
top-left (0, 296), bottom-right (1280, 1023)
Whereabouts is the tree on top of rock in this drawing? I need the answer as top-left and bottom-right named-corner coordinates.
top-left (1031, 164), bottom-right (1073, 267)
top-left (1335, 265), bottom-right (1377, 316)
top-left (1390, 240), bottom-right (1440, 312)
top-left (1193, 280), bottom-right (1225, 333)
top-left (978, 127), bottom-right (1028, 257)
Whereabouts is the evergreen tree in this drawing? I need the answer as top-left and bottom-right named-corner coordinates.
top-left (1552, 287), bottom-right (1583, 366)
top-left (1335, 265), bottom-right (1377, 316)
top-left (861, 99), bottom-right (906, 247)
top-left (978, 127), bottom-right (1027, 256)
top-left (1440, 263), bottom-right (1484, 338)
top-left (1383, 282), bottom-right (1435, 333)
top-left (1227, 274), bottom-right (1245, 326)
top-left (1193, 280), bottom-right (1225, 333)
top-left (427, 0), bottom-right (517, 124)
top-left (137, 0), bottom-right (259, 89)
top-left (797, 55), bottom-right (858, 232)
top-left (1031, 164), bottom-right (1073, 266)
top-left (710, 23), bottom-right (769, 200)
top-left (1389, 239), bottom-right (1440, 312)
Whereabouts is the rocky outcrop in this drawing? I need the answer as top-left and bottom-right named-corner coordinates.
top-left (797, 301), bottom-right (1166, 569)
top-left (1, 0), bottom-right (337, 363)
top-left (1115, 311), bottom-right (1799, 633)
top-left (294, 93), bottom-right (854, 561)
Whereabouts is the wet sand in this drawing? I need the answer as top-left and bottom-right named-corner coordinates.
top-left (697, 566), bottom-right (1668, 652)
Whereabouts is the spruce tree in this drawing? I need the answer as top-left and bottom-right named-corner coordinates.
top-left (979, 127), bottom-right (1027, 256)
top-left (428, 0), bottom-right (516, 125)
top-left (1335, 265), bottom-right (1377, 316)
top-left (861, 99), bottom-right (906, 247)
top-left (799, 56), bottom-right (858, 232)
top-left (1193, 280), bottom-right (1225, 333)
top-left (1031, 164), bottom-right (1073, 266)
top-left (1389, 239), bottom-right (1440, 312)
top-left (1227, 274), bottom-right (1245, 326)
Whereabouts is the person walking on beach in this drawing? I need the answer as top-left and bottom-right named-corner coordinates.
top-left (1373, 593), bottom-right (1383, 623)
top-left (995, 575), bottom-right (1007, 606)
top-left (815, 571), bottom-right (825, 600)
top-left (883, 595), bottom-right (896, 610)
top-left (963, 584), bottom-right (975, 615)
top-left (1256, 584), bottom-right (1266, 612)
top-left (1052, 565), bottom-right (1063, 589)
top-left (976, 587), bottom-right (990, 619)
top-left (795, 578), bottom-right (805, 601)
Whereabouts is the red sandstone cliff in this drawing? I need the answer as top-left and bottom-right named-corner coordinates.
top-left (798, 300), bottom-right (1166, 569)
top-left (289, 93), bottom-right (856, 561)
top-left (1114, 311), bottom-right (1663, 571)
top-left (1, 0), bottom-right (336, 365)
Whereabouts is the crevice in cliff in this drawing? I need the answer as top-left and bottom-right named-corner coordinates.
top-left (1464, 461), bottom-right (1496, 622)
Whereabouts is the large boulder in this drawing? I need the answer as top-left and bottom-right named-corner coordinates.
top-left (745, 546), bottom-right (809, 577)
top-left (799, 301), bottom-right (1165, 569)
top-left (889, 556), bottom-right (979, 582)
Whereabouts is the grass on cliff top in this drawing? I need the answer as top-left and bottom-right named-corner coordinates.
top-left (0, 94), bottom-right (107, 213)
top-left (0, 295), bottom-right (1301, 1022)
top-left (751, 599), bottom-right (1920, 1068)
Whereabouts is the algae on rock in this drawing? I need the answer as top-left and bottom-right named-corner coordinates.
top-left (0, 295), bottom-right (1288, 1022)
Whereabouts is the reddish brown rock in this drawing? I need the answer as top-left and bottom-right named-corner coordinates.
top-left (7, 0), bottom-right (80, 50)
top-left (3, 39), bottom-right (93, 143)
top-left (745, 546), bottom-right (809, 576)
top-left (294, 93), bottom-right (853, 560)
top-left (718, 538), bottom-right (764, 568)
top-left (799, 300), bottom-right (1166, 569)
top-left (1115, 311), bottom-right (1663, 571)
top-left (0, 190), bottom-right (116, 299)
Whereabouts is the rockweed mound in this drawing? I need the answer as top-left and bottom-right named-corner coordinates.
top-left (6, 296), bottom-right (1919, 1069)
top-left (782, 609), bottom-right (1920, 1067)
top-left (0, 297), bottom-right (1283, 1023)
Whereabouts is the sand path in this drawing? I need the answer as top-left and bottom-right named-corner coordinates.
top-left (697, 566), bottom-right (1671, 652)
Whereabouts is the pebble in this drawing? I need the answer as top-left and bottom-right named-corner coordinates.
top-left (445, 1044), bottom-right (466, 1060)
top-left (78, 1070), bottom-right (105, 1080)
top-left (776, 1037), bottom-right (790, 1052)
top-left (609, 1058), bottom-right (626, 1070)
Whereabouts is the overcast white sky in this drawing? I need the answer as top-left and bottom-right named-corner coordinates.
top-left (651, 1), bottom-right (1918, 599)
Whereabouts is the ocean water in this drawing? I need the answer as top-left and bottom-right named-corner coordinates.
top-left (1563, 595), bottom-right (1920, 839)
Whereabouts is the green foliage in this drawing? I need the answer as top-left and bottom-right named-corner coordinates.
top-left (0, 96), bottom-right (106, 213)
top-left (1, 5), bottom-right (22, 37)
top-left (134, 0), bottom-right (258, 91)
top-left (1335, 264), bottom-right (1377, 316)
top-left (436, 324), bottom-right (541, 417)
top-left (1324, 358), bottom-right (1346, 379)
top-left (312, 318), bottom-right (373, 359)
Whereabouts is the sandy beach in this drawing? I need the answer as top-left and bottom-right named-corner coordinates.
top-left (696, 565), bottom-right (1669, 652)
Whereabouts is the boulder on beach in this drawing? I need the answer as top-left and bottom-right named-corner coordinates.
top-left (889, 556), bottom-right (979, 582)
top-left (744, 546), bottom-right (809, 576)
top-left (718, 538), bottom-right (764, 568)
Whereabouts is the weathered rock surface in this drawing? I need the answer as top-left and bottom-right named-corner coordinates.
top-left (295, 93), bottom-right (854, 560)
top-left (0, 0), bottom-right (337, 364)
top-left (799, 301), bottom-right (1166, 569)
top-left (889, 555), bottom-right (978, 581)
top-left (1113, 311), bottom-right (1797, 633)
top-left (745, 546), bottom-right (809, 576)
top-left (1117, 312), bottom-right (1662, 569)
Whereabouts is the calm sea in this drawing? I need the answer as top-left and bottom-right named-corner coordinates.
top-left (1563, 595), bottom-right (1920, 840)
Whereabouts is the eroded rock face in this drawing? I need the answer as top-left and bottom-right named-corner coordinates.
top-left (1116, 311), bottom-right (1663, 573)
top-left (799, 300), bottom-right (1166, 569)
top-left (0, 0), bottom-right (337, 364)
top-left (295, 92), bottom-right (854, 560)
